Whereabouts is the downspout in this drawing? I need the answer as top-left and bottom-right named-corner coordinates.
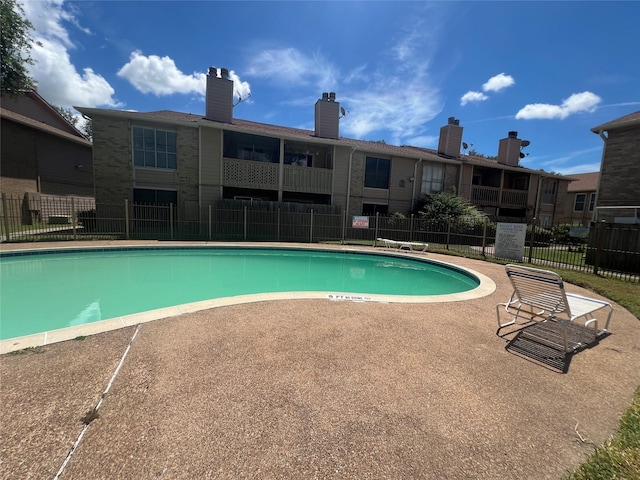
top-left (410, 158), bottom-right (423, 212)
top-left (345, 146), bottom-right (356, 218)
top-left (593, 129), bottom-right (608, 222)
top-left (534, 173), bottom-right (545, 222)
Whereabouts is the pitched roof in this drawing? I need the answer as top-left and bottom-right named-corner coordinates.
top-left (566, 172), bottom-right (599, 192)
top-left (77, 107), bottom-right (569, 177)
top-left (1, 107), bottom-right (92, 147)
top-left (591, 110), bottom-right (640, 133)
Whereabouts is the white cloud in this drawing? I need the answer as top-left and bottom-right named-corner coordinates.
top-left (20, 0), bottom-right (120, 109)
top-left (117, 52), bottom-right (206, 96)
top-left (243, 21), bottom-right (443, 145)
top-left (460, 91), bottom-right (489, 106)
top-left (516, 91), bottom-right (602, 120)
top-left (117, 53), bottom-right (251, 102)
top-left (460, 72), bottom-right (514, 107)
top-left (482, 73), bottom-right (515, 92)
top-left (246, 48), bottom-right (338, 91)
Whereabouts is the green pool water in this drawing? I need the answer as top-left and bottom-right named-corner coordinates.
top-left (0, 247), bottom-right (480, 340)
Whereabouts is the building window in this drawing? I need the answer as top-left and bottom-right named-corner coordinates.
top-left (589, 193), bottom-right (596, 211)
top-left (574, 193), bottom-right (586, 212)
top-left (541, 179), bottom-right (557, 204)
top-left (364, 156), bottom-right (390, 189)
top-left (133, 127), bottom-right (177, 169)
top-left (133, 188), bottom-right (177, 205)
top-left (421, 164), bottom-right (445, 195)
top-left (362, 203), bottom-right (388, 215)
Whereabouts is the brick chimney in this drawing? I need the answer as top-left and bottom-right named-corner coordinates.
top-left (438, 117), bottom-right (463, 157)
top-left (497, 131), bottom-right (522, 166)
top-left (314, 92), bottom-right (340, 139)
top-left (205, 67), bottom-right (233, 123)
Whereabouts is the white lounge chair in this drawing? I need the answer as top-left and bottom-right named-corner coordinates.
top-left (376, 238), bottom-right (428, 252)
top-left (496, 264), bottom-right (613, 352)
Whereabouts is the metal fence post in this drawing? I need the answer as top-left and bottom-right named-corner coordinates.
top-left (341, 210), bottom-right (346, 244)
top-left (125, 199), bottom-right (130, 239)
top-left (481, 216), bottom-right (488, 257)
top-left (243, 205), bottom-right (247, 241)
top-left (310, 209), bottom-right (314, 243)
top-left (277, 208), bottom-right (281, 242)
top-left (375, 212), bottom-right (379, 244)
top-left (208, 205), bottom-right (212, 241)
top-left (409, 214), bottom-right (414, 242)
top-left (170, 204), bottom-right (174, 240)
top-left (594, 221), bottom-right (606, 275)
top-left (71, 197), bottom-right (77, 240)
top-left (528, 220), bottom-right (536, 264)
top-left (446, 217), bottom-right (452, 250)
top-left (1, 193), bottom-right (10, 242)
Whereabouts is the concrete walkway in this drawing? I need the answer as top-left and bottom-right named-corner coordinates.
top-left (1, 242), bottom-right (639, 479)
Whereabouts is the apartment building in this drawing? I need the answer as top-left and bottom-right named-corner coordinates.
top-left (591, 110), bottom-right (640, 223)
top-left (78, 66), bottom-right (570, 225)
top-left (1, 89), bottom-right (93, 197)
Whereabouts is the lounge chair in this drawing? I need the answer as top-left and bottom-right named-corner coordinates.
top-left (496, 264), bottom-right (613, 352)
top-left (376, 238), bottom-right (428, 252)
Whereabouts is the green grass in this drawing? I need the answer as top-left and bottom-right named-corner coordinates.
top-left (564, 386), bottom-right (640, 479)
top-left (529, 246), bottom-right (586, 266)
top-left (521, 267), bottom-right (640, 479)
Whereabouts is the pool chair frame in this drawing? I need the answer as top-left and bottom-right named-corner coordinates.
top-left (496, 264), bottom-right (613, 353)
top-left (376, 238), bottom-right (429, 252)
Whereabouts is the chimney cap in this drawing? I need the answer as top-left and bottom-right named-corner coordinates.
top-left (322, 92), bottom-right (329, 100)
top-left (220, 68), bottom-right (229, 79)
top-left (448, 117), bottom-right (460, 126)
top-left (329, 92), bottom-right (336, 101)
top-left (508, 131), bottom-right (518, 138)
top-left (208, 66), bottom-right (217, 76)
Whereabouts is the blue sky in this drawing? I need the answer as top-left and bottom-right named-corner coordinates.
top-left (19, 0), bottom-right (640, 175)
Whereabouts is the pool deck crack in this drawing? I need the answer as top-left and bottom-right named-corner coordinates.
top-left (53, 324), bottom-right (142, 480)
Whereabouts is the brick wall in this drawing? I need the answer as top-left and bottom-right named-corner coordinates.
top-left (92, 115), bottom-right (132, 205)
top-left (598, 126), bottom-right (640, 207)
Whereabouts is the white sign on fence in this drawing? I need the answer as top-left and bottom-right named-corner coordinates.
top-left (494, 223), bottom-right (527, 261)
top-left (352, 216), bottom-right (369, 228)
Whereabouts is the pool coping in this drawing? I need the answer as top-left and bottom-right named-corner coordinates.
top-left (0, 242), bottom-right (496, 354)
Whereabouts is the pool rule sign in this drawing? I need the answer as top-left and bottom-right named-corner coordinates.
top-left (494, 223), bottom-right (527, 261)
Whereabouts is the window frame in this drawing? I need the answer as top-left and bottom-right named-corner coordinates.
top-left (132, 126), bottom-right (177, 170)
top-left (421, 164), bottom-right (445, 195)
top-left (589, 193), bottom-right (596, 212)
top-left (364, 156), bottom-right (391, 189)
top-left (574, 193), bottom-right (586, 212)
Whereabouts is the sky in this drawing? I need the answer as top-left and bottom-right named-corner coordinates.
top-left (16, 0), bottom-right (640, 175)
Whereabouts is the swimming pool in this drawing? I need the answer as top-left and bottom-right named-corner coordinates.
top-left (0, 245), bottom-right (493, 348)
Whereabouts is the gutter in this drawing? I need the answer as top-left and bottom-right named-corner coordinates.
top-left (411, 158), bottom-right (423, 212)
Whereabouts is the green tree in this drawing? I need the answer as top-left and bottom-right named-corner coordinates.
top-left (53, 105), bottom-right (92, 141)
top-left (0, 0), bottom-right (41, 96)
top-left (467, 149), bottom-right (497, 160)
top-left (416, 192), bottom-right (486, 225)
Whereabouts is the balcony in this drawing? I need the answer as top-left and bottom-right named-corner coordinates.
top-left (471, 185), bottom-right (528, 208)
top-left (223, 158), bottom-right (332, 194)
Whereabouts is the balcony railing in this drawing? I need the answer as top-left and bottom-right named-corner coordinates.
top-left (223, 158), bottom-right (332, 194)
top-left (471, 185), bottom-right (528, 208)
top-left (471, 185), bottom-right (499, 205)
top-left (501, 188), bottom-right (528, 208)
top-left (283, 165), bottom-right (332, 193)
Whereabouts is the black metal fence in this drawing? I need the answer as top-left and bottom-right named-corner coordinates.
top-left (2, 194), bottom-right (639, 282)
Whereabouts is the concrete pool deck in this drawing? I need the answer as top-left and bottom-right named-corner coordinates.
top-left (1, 241), bottom-right (639, 479)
